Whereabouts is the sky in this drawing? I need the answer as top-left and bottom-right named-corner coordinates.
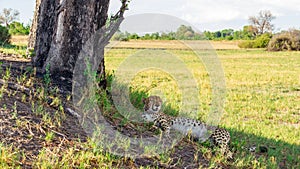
top-left (0, 0), bottom-right (300, 32)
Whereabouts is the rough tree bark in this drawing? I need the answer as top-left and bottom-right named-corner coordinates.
top-left (32, 0), bottom-right (109, 79)
top-left (31, 0), bottom-right (128, 89)
top-left (27, 0), bottom-right (41, 54)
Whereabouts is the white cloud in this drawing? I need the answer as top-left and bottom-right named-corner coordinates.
top-left (179, 1), bottom-right (242, 23)
top-left (108, 0), bottom-right (300, 31)
top-left (2, 0), bottom-right (299, 31)
top-left (253, 0), bottom-right (300, 11)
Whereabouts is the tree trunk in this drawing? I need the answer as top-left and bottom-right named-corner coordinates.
top-left (32, 0), bottom-right (110, 83)
top-left (27, 0), bottom-right (41, 54)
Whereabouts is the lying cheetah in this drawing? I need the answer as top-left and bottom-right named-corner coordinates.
top-left (142, 96), bottom-right (232, 158)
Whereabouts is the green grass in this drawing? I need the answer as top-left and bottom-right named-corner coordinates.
top-left (33, 139), bottom-right (126, 169)
top-left (0, 41), bottom-right (299, 168)
top-left (0, 35), bottom-right (28, 57)
top-left (105, 47), bottom-right (300, 168)
top-left (0, 44), bottom-right (27, 57)
top-left (0, 144), bottom-right (22, 169)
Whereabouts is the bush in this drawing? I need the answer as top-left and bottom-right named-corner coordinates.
top-left (128, 33), bottom-right (139, 40)
top-left (112, 31), bottom-right (129, 41)
top-left (253, 33), bottom-right (272, 48)
top-left (226, 36), bottom-right (234, 40)
top-left (238, 33), bottom-right (272, 49)
top-left (238, 40), bottom-right (255, 48)
top-left (0, 25), bottom-right (11, 44)
top-left (8, 21), bottom-right (30, 35)
top-left (267, 29), bottom-right (300, 51)
top-left (119, 37), bottom-right (129, 41)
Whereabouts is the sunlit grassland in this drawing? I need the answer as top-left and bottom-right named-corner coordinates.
top-left (0, 44), bottom-right (27, 57)
top-left (107, 39), bottom-right (240, 50)
top-left (0, 37), bottom-right (299, 167)
top-left (105, 43), bottom-right (300, 167)
top-left (0, 35), bottom-right (29, 58)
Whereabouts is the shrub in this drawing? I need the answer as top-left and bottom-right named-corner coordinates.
top-left (226, 36), bottom-right (234, 40)
top-left (0, 25), bottom-right (11, 44)
top-left (253, 33), bottom-right (272, 48)
top-left (119, 37), bottom-right (129, 41)
top-left (238, 40), bottom-right (255, 48)
top-left (267, 29), bottom-right (300, 51)
top-left (8, 21), bottom-right (30, 35)
top-left (128, 33), bottom-right (139, 40)
top-left (238, 33), bottom-right (272, 49)
top-left (112, 31), bottom-right (129, 41)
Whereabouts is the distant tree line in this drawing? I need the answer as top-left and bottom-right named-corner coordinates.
top-left (112, 25), bottom-right (205, 41)
top-left (203, 26), bottom-right (256, 40)
top-left (111, 10), bottom-right (287, 50)
top-left (1, 8), bottom-right (299, 51)
top-left (113, 24), bottom-right (262, 41)
top-left (112, 24), bottom-right (273, 49)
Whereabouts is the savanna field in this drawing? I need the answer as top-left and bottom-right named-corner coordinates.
top-left (0, 36), bottom-right (299, 168)
top-left (105, 41), bottom-right (300, 167)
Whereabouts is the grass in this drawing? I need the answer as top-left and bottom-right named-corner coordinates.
top-left (0, 38), bottom-right (299, 168)
top-left (107, 39), bottom-right (240, 50)
top-left (0, 35), bottom-right (29, 58)
top-left (0, 144), bottom-right (22, 168)
top-left (0, 44), bottom-right (27, 57)
top-left (104, 42), bottom-right (300, 168)
top-left (10, 35), bottom-right (28, 46)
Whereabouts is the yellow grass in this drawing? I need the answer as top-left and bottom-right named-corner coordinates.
top-left (10, 35), bottom-right (28, 46)
top-left (9, 36), bottom-right (240, 50)
top-left (107, 40), bottom-right (240, 50)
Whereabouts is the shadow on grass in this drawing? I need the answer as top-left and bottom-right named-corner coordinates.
top-left (104, 73), bottom-right (299, 168)
top-left (0, 59), bottom-right (298, 168)
top-left (228, 128), bottom-right (299, 168)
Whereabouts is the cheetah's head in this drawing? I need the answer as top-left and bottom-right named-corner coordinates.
top-left (142, 95), bottom-right (162, 113)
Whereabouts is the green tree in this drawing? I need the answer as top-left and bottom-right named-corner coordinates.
top-left (204, 31), bottom-right (213, 40)
top-left (142, 33), bottom-right (151, 40)
top-left (175, 25), bottom-right (194, 40)
top-left (214, 31), bottom-right (222, 38)
top-left (128, 33), bottom-right (139, 39)
top-left (233, 30), bottom-right (243, 40)
top-left (242, 25), bottom-right (255, 39)
top-left (8, 21), bottom-right (30, 35)
top-left (167, 32), bottom-right (176, 40)
top-left (150, 32), bottom-right (159, 40)
top-left (0, 25), bottom-right (11, 44)
top-left (220, 29), bottom-right (234, 40)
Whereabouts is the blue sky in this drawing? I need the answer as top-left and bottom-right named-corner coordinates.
top-left (1, 0), bottom-right (300, 31)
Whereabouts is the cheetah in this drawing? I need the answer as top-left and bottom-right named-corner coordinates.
top-left (142, 95), bottom-right (162, 113)
top-left (142, 96), bottom-right (232, 158)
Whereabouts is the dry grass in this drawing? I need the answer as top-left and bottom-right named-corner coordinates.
top-left (10, 35), bottom-right (28, 46)
top-left (9, 36), bottom-right (240, 50)
top-left (107, 40), bottom-right (240, 50)
top-left (210, 40), bottom-right (240, 49)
